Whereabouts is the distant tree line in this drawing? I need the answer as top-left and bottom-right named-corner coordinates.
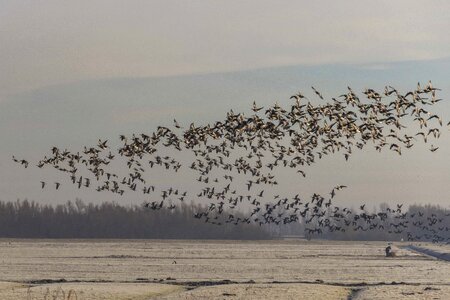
top-left (322, 203), bottom-right (450, 242)
top-left (269, 203), bottom-right (450, 242)
top-left (0, 199), bottom-right (270, 239)
top-left (1, 200), bottom-right (448, 242)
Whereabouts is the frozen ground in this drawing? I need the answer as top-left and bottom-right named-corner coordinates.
top-left (0, 239), bottom-right (449, 299)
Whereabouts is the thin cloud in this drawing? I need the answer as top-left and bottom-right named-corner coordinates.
top-left (1, 1), bottom-right (450, 95)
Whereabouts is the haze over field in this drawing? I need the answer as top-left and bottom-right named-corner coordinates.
top-left (0, 1), bottom-right (449, 209)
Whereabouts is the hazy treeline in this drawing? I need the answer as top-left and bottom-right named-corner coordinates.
top-left (0, 199), bottom-right (269, 239)
top-left (270, 203), bottom-right (450, 242)
top-left (325, 203), bottom-right (450, 242)
top-left (1, 200), bottom-right (448, 241)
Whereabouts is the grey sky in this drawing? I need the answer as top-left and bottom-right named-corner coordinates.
top-left (0, 1), bottom-right (449, 208)
top-left (1, 1), bottom-right (450, 96)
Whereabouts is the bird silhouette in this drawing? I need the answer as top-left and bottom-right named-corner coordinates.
top-left (12, 83), bottom-right (448, 242)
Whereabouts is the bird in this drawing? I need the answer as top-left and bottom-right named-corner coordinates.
top-left (252, 101), bottom-right (264, 112)
top-left (11, 82), bottom-right (446, 241)
top-left (311, 86), bottom-right (324, 100)
top-left (430, 145), bottom-right (439, 152)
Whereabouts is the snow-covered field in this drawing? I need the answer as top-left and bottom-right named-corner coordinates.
top-left (0, 239), bottom-right (449, 299)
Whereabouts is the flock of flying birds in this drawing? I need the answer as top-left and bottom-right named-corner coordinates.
top-left (13, 81), bottom-right (450, 243)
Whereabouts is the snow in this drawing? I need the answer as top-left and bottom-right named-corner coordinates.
top-left (0, 239), bottom-right (449, 299)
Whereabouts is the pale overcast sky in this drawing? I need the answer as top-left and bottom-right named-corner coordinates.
top-left (0, 1), bottom-right (449, 207)
top-left (1, 1), bottom-right (450, 96)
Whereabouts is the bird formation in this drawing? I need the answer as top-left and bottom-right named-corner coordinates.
top-left (13, 82), bottom-right (449, 242)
